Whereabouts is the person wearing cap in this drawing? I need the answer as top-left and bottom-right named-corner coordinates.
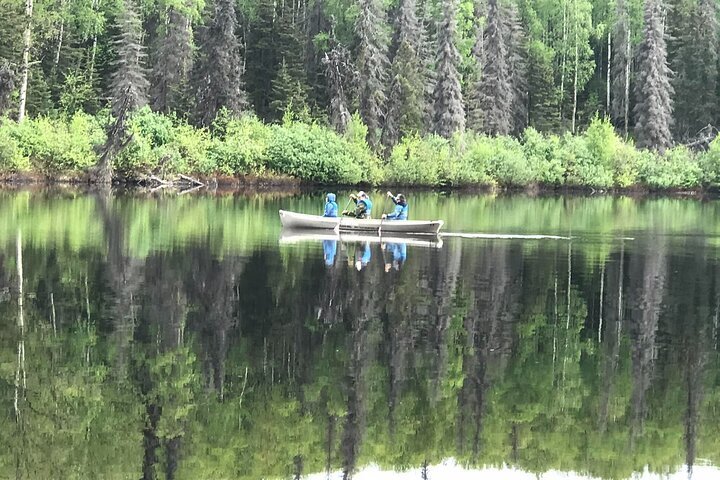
top-left (342, 191), bottom-right (373, 219)
top-left (381, 191), bottom-right (408, 220)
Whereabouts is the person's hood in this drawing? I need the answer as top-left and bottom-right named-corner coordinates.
top-left (327, 193), bottom-right (336, 202)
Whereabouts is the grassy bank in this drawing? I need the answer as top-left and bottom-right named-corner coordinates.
top-left (2, 109), bottom-right (720, 191)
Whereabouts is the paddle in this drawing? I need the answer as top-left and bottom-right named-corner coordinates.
top-left (341, 195), bottom-right (353, 216)
top-left (378, 191), bottom-right (391, 235)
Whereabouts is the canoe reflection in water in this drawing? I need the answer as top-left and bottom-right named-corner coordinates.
top-left (279, 228), bottom-right (442, 270)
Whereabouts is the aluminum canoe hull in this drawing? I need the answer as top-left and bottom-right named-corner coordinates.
top-left (278, 210), bottom-right (444, 235)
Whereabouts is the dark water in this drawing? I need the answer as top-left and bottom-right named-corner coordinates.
top-left (1, 189), bottom-right (720, 480)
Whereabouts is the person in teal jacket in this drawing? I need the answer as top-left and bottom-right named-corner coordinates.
top-left (381, 192), bottom-right (408, 220)
top-left (323, 193), bottom-right (338, 217)
top-left (342, 191), bottom-right (373, 219)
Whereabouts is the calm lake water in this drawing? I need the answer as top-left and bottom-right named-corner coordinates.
top-left (1, 189), bottom-right (719, 480)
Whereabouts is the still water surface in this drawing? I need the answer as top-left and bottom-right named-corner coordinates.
top-left (1, 189), bottom-right (719, 480)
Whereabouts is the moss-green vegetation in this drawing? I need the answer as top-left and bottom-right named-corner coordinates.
top-left (1, 111), bottom-right (719, 190)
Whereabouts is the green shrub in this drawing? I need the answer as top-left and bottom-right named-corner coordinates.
top-left (343, 113), bottom-right (384, 184)
top-left (485, 135), bottom-right (538, 186)
top-left (209, 115), bottom-right (270, 175)
top-left (6, 113), bottom-right (103, 173)
top-left (699, 137), bottom-right (720, 186)
top-left (267, 122), bottom-right (365, 184)
top-left (449, 132), bottom-right (493, 186)
top-left (116, 108), bottom-right (212, 176)
top-left (0, 121), bottom-right (30, 172)
top-left (522, 127), bottom-right (563, 185)
top-left (639, 145), bottom-right (702, 189)
top-left (559, 133), bottom-right (614, 187)
top-left (385, 134), bottom-right (446, 186)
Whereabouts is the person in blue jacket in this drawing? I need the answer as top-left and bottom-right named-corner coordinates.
top-left (381, 192), bottom-right (408, 220)
top-left (323, 193), bottom-right (338, 217)
top-left (342, 191), bottom-right (373, 219)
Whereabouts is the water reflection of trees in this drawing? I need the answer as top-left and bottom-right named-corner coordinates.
top-left (2, 225), bottom-right (720, 479)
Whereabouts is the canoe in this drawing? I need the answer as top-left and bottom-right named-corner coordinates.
top-left (278, 210), bottom-right (444, 235)
top-left (279, 228), bottom-right (443, 248)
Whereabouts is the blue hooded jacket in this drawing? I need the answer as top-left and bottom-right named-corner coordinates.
top-left (324, 193), bottom-right (338, 217)
top-left (386, 197), bottom-right (408, 220)
top-left (359, 197), bottom-right (372, 216)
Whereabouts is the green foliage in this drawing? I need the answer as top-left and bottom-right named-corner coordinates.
top-left (115, 107), bottom-right (212, 176)
top-left (699, 137), bottom-right (720, 186)
top-left (0, 112), bottom-right (104, 174)
top-left (266, 121), bottom-right (366, 184)
top-left (209, 115), bottom-right (271, 175)
top-left (0, 110), bottom-right (717, 190)
top-left (0, 122), bottom-right (29, 172)
top-left (638, 145), bottom-right (703, 189)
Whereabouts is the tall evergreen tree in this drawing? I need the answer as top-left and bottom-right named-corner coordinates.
top-left (477, 0), bottom-right (510, 135)
top-left (432, 0), bottom-right (465, 138)
top-left (323, 45), bottom-right (355, 133)
top-left (474, 0), bottom-right (526, 136)
top-left (268, 4), bottom-right (310, 121)
top-left (507, 3), bottom-right (528, 135)
top-left (110, 0), bottom-right (149, 116)
top-left (634, 0), bottom-right (673, 152)
top-left (193, 0), bottom-right (246, 127)
top-left (150, 7), bottom-right (194, 113)
top-left (671, 0), bottom-right (718, 139)
top-left (270, 58), bottom-right (310, 119)
top-left (381, 0), bottom-right (425, 151)
top-left (694, 0), bottom-right (719, 129)
top-left (356, 0), bottom-right (389, 150)
top-left (466, 0), bottom-right (486, 130)
top-left (610, 0), bottom-right (631, 137)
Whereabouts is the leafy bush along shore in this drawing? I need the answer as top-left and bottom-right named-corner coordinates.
top-left (2, 109), bottom-right (720, 190)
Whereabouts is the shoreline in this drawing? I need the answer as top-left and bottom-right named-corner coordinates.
top-left (1, 171), bottom-right (716, 199)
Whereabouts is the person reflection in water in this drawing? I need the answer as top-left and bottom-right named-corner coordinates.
top-left (355, 242), bottom-right (372, 271)
top-left (384, 242), bottom-right (407, 272)
top-left (323, 239), bottom-right (337, 266)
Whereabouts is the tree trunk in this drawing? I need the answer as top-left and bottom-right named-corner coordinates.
top-left (55, 0), bottom-right (66, 67)
top-left (559, 0), bottom-right (567, 123)
top-left (623, 28), bottom-right (630, 139)
top-left (89, 0), bottom-right (99, 80)
top-left (571, 0), bottom-right (579, 133)
top-left (18, 0), bottom-right (34, 122)
top-left (606, 29), bottom-right (611, 115)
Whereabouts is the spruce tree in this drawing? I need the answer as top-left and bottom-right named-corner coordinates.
top-left (432, 0), bottom-right (465, 138)
top-left (672, 0), bottom-right (718, 138)
top-left (150, 7), bottom-right (193, 113)
top-left (610, 0), bottom-right (631, 137)
top-left (477, 0), bottom-right (511, 135)
top-left (356, 0), bottom-right (389, 150)
top-left (110, 0), bottom-right (149, 117)
top-left (475, 0), bottom-right (526, 136)
top-left (270, 58), bottom-right (310, 119)
top-left (634, 0), bottom-right (673, 152)
top-left (322, 45), bottom-right (355, 133)
top-left (694, 0), bottom-right (719, 129)
top-left (381, 0), bottom-right (425, 151)
top-left (193, 0), bottom-right (246, 127)
top-left (268, 4), bottom-right (310, 121)
top-left (507, 3), bottom-right (528, 135)
top-left (466, 0), bottom-right (486, 130)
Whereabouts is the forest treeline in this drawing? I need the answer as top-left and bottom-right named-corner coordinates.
top-left (0, 0), bottom-right (720, 188)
